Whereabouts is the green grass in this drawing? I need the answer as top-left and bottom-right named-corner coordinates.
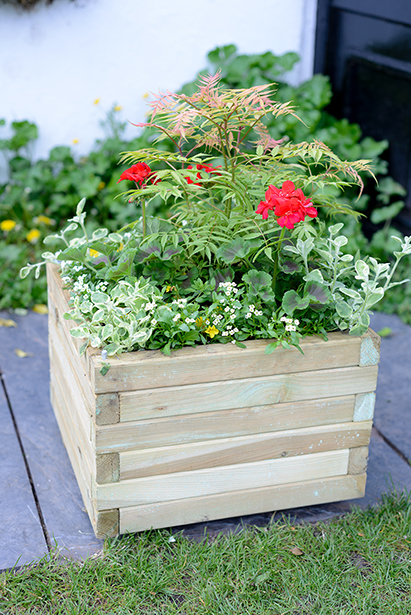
top-left (1, 492), bottom-right (411, 614)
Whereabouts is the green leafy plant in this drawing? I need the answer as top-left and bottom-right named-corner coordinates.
top-left (21, 74), bottom-right (411, 364)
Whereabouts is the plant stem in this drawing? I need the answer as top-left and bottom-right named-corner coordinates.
top-left (272, 225), bottom-right (286, 295)
top-left (142, 199), bottom-right (146, 239)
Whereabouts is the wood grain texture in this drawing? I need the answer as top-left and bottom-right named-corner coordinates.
top-left (96, 394), bottom-right (120, 426)
top-left (47, 263), bottom-right (99, 379)
top-left (120, 421), bottom-right (372, 480)
top-left (95, 510), bottom-right (119, 539)
top-left (49, 339), bottom-right (95, 473)
top-left (348, 446), bottom-right (369, 475)
top-left (96, 396), bottom-right (356, 454)
top-left (96, 453), bottom-right (120, 484)
top-left (119, 366), bottom-right (378, 422)
top-left (360, 329), bottom-right (381, 366)
top-left (120, 473), bottom-right (367, 533)
top-left (90, 332), bottom-right (363, 395)
top-left (50, 378), bottom-right (96, 527)
top-left (96, 449), bottom-right (350, 510)
top-left (353, 392), bottom-right (376, 422)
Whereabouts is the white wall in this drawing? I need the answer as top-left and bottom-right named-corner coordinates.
top-left (0, 0), bottom-right (318, 161)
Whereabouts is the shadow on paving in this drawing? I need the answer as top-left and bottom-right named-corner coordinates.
top-left (0, 310), bottom-right (410, 569)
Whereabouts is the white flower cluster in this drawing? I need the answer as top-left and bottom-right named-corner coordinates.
top-left (280, 316), bottom-right (300, 332)
top-left (245, 304), bottom-right (263, 318)
top-left (72, 274), bottom-right (90, 295)
top-left (221, 326), bottom-right (239, 337)
top-left (185, 317), bottom-right (196, 324)
top-left (172, 298), bottom-right (187, 309)
top-left (218, 281), bottom-right (239, 296)
top-left (144, 301), bottom-right (157, 311)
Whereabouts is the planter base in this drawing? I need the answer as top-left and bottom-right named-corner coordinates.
top-left (47, 264), bottom-right (380, 538)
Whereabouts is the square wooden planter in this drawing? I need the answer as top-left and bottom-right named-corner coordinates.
top-left (47, 264), bottom-right (380, 539)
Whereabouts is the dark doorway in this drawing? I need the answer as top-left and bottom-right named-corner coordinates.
top-left (314, 0), bottom-right (411, 229)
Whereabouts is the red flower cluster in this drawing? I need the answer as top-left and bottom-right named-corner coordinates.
top-left (256, 181), bottom-right (317, 229)
top-left (185, 163), bottom-right (221, 186)
top-left (117, 163), bottom-right (156, 185)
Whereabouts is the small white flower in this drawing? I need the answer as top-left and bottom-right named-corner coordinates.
top-left (280, 316), bottom-right (287, 322)
top-left (151, 319), bottom-right (157, 325)
top-left (173, 313), bottom-right (181, 322)
top-left (233, 328), bottom-right (239, 333)
top-left (249, 304), bottom-right (255, 312)
top-left (231, 340), bottom-right (236, 344)
top-left (230, 314), bottom-right (235, 320)
top-left (294, 319), bottom-right (300, 326)
top-left (245, 313), bottom-right (252, 319)
top-left (224, 306), bottom-right (230, 312)
top-left (286, 318), bottom-right (293, 324)
top-left (230, 308), bottom-right (235, 314)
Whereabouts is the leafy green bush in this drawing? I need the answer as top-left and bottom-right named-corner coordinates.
top-left (1, 46), bottom-right (409, 317)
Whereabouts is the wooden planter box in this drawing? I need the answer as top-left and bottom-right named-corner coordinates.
top-left (47, 264), bottom-right (380, 539)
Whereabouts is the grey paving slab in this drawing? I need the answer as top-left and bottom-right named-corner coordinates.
top-left (0, 312), bottom-right (103, 563)
top-left (369, 312), bottom-right (411, 461)
top-left (0, 378), bottom-right (47, 570)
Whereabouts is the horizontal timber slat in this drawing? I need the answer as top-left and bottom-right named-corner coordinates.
top-left (119, 421), bottom-right (372, 480)
top-left (119, 366), bottom-right (378, 422)
top-left (96, 449), bottom-right (350, 510)
top-left (96, 395), bottom-right (356, 454)
top-left (90, 332), bottom-right (362, 394)
top-left (49, 340), bottom-right (95, 474)
top-left (120, 473), bottom-right (367, 534)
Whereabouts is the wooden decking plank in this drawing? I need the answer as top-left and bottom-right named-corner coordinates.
top-left (0, 377), bottom-right (47, 569)
top-left (0, 311), bottom-right (103, 559)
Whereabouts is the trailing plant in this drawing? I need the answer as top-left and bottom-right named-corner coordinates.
top-left (21, 74), bottom-right (411, 364)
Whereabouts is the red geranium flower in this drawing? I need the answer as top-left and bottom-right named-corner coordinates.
top-left (185, 163), bottom-right (221, 186)
top-left (117, 163), bottom-right (155, 185)
top-left (256, 181), bottom-right (317, 229)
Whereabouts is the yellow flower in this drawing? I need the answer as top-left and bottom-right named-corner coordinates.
top-left (116, 242), bottom-right (124, 252)
top-left (97, 181), bottom-right (106, 191)
top-left (142, 92), bottom-right (149, 99)
top-left (205, 325), bottom-right (219, 338)
top-left (195, 316), bottom-right (205, 329)
top-left (114, 105), bottom-right (122, 112)
top-left (1, 219), bottom-right (16, 232)
top-left (166, 285), bottom-right (176, 292)
top-left (26, 229), bottom-right (41, 244)
top-left (93, 98), bottom-right (100, 105)
top-left (36, 215), bottom-right (54, 226)
top-left (72, 138), bottom-right (79, 144)
top-left (89, 248), bottom-right (99, 258)
top-left (32, 304), bottom-right (48, 315)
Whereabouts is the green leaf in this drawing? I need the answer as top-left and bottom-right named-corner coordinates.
top-left (91, 291), bottom-right (109, 304)
top-left (216, 237), bottom-right (253, 264)
top-left (305, 281), bottom-right (332, 304)
top-left (370, 201), bottom-right (404, 224)
top-left (335, 301), bottom-right (353, 319)
top-left (282, 290), bottom-right (310, 315)
top-left (264, 341), bottom-right (279, 354)
top-left (99, 362), bottom-right (111, 376)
